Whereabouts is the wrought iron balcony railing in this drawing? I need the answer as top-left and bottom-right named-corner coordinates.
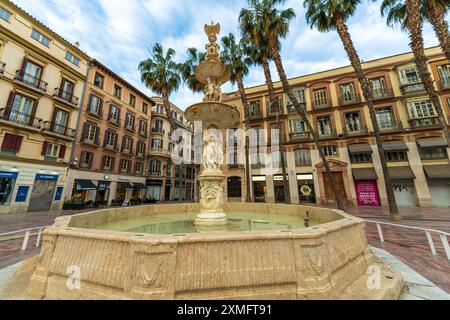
top-left (14, 70), bottom-right (48, 92)
top-left (372, 88), bottom-right (395, 100)
top-left (0, 108), bottom-right (42, 129)
top-left (409, 116), bottom-right (440, 129)
top-left (42, 121), bottom-right (75, 139)
top-left (400, 82), bottom-right (425, 95)
top-left (54, 88), bottom-right (79, 106)
top-left (339, 93), bottom-right (361, 106)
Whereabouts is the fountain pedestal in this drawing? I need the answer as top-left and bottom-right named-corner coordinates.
top-left (196, 173), bottom-right (227, 226)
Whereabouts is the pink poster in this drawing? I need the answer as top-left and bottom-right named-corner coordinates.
top-left (354, 180), bottom-right (380, 206)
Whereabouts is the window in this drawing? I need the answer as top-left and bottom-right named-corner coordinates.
top-left (65, 51), bottom-right (80, 66)
top-left (122, 136), bottom-right (132, 152)
top-left (317, 116), bottom-right (332, 135)
top-left (386, 151), bottom-right (408, 161)
top-left (289, 119), bottom-right (307, 134)
top-left (129, 94), bottom-right (136, 107)
top-left (294, 149), bottom-right (311, 166)
top-left (340, 83), bottom-right (356, 103)
top-left (9, 94), bottom-right (35, 125)
top-left (345, 112), bottom-right (361, 132)
top-left (438, 64), bottom-right (450, 85)
top-left (419, 146), bottom-right (447, 160)
top-left (150, 160), bottom-right (161, 174)
top-left (407, 99), bottom-right (436, 119)
top-left (142, 103), bottom-right (148, 114)
top-left (322, 146), bottom-right (338, 157)
top-left (103, 156), bottom-right (114, 171)
top-left (120, 159), bottom-right (130, 173)
top-left (109, 105), bottom-right (120, 123)
top-left (88, 95), bottom-right (102, 115)
top-left (398, 65), bottom-right (420, 84)
top-left (22, 60), bottom-right (43, 87)
top-left (1, 133), bottom-right (23, 154)
top-left (249, 100), bottom-right (261, 117)
top-left (80, 151), bottom-right (93, 168)
top-left (125, 113), bottom-right (135, 130)
top-left (104, 130), bottom-right (116, 148)
top-left (113, 84), bottom-right (122, 98)
top-left (313, 88), bottom-right (327, 107)
top-left (376, 107), bottom-right (395, 129)
top-left (370, 77), bottom-right (388, 97)
top-left (267, 96), bottom-right (283, 114)
top-left (350, 153), bottom-right (372, 163)
top-left (137, 141), bottom-right (145, 155)
top-left (60, 78), bottom-right (74, 99)
top-left (139, 120), bottom-right (148, 135)
top-left (155, 104), bottom-right (164, 114)
top-left (31, 29), bottom-right (50, 46)
top-left (154, 119), bottom-right (164, 132)
top-left (152, 139), bottom-right (163, 150)
top-left (165, 163), bottom-right (171, 177)
top-left (228, 128), bottom-right (239, 146)
top-left (46, 143), bottom-right (59, 158)
top-left (93, 72), bottom-right (104, 88)
top-left (0, 175), bottom-right (16, 205)
top-left (135, 162), bottom-right (144, 174)
top-left (286, 87), bottom-right (305, 112)
top-left (0, 6), bottom-right (12, 22)
top-left (84, 123), bottom-right (98, 143)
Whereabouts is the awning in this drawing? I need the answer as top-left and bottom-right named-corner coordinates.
top-left (387, 167), bottom-right (416, 180)
top-left (119, 182), bottom-right (134, 191)
top-left (352, 168), bottom-right (378, 180)
top-left (383, 141), bottom-right (409, 152)
top-left (97, 181), bottom-right (110, 191)
top-left (348, 144), bottom-right (372, 154)
top-left (423, 165), bottom-right (450, 179)
top-left (134, 183), bottom-right (147, 190)
top-left (75, 179), bottom-right (97, 191)
top-left (417, 137), bottom-right (447, 148)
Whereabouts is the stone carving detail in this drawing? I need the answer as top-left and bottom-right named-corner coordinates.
top-left (200, 179), bottom-right (223, 212)
top-left (203, 77), bottom-right (222, 102)
top-left (204, 22), bottom-right (220, 61)
top-left (137, 254), bottom-right (167, 288)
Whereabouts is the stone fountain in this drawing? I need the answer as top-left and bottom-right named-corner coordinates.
top-left (184, 22), bottom-right (240, 226)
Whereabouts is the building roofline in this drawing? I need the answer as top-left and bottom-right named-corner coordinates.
top-left (91, 59), bottom-right (156, 105)
top-left (4, 0), bottom-right (90, 60)
top-left (150, 96), bottom-right (184, 114)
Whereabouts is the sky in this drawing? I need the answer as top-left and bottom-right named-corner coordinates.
top-left (12, 0), bottom-right (442, 110)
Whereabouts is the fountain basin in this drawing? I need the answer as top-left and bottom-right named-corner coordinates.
top-left (184, 102), bottom-right (240, 129)
top-left (28, 203), bottom-right (403, 300)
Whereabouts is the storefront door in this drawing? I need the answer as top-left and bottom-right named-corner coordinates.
top-left (28, 174), bottom-right (58, 212)
top-left (393, 182), bottom-right (417, 207)
top-left (428, 180), bottom-right (450, 207)
top-left (323, 172), bottom-right (346, 204)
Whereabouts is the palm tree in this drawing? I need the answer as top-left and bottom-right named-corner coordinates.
top-left (139, 43), bottom-right (183, 202)
top-left (381, 0), bottom-right (450, 149)
top-left (240, 0), bottom-right (346, 210)
top-left (241, 32), bottom-right (291, 204)
top-left (303, 0), bottom-right (400, 220)
top-left (180, 48), bottom-right (206, 93)
top-left (221, 33), bottom-right (253, 202)
top-left (381, 0), bottom-right (450, 62)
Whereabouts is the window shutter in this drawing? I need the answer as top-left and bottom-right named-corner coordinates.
top-left (130, 139), bottom-right (134, 154)
top-left (88, 152), bottom-right (93, 169)
top-left (128, 160), bottom-right (131, 173)
top-left (94, 126), bottom-right (100, 145)
top-left (101, 155), bottom-right (106, 170)
top-left (41, 141), bottom-right (49, 156)
top-left (117, 108), bottom-right (121, 124)
top-left (121, 137), bottom-right (125, 152)
top-left (87, 94), bottom-right (93, 112)
top-left (143, 142), bottom-right (146, 156)
top-left (79, 151), bottom-right (85, 167)
top-left (110, 157), bottom-right (115, 171)
top-left (80, 122), bottom-right (87, 142)
top-left (99, 98), bottom-right (103, 117)
top-left (1, 133), bottom-right (14, 151)
top-left (58, 144), bottom-right (66, 158)
top-left (13, 135), bottom-right (23, 152)
top-left (20, 58), bottom-right (28, 75)
top-left (4, 92), bottom-right (16, 119)
top-left (103, 130), bottom-right (109, 147)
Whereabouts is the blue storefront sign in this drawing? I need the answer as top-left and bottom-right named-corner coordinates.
top-left (54, 186), bottom-right (64, 201)
top-left (15, 186), bottom-right (29, 203)
top-left (35, 174), bottom-right (59, 181)
top-left (0, 171), bottom-right (19, 179)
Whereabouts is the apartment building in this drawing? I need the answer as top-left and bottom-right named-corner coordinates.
top-left (223, 46), bottom-right (450, 208)
top-left (0, 1), bottom-right (90, 214)
top-left (148, 97), bottom-right (197, 202)
top-left (65, 60), bottom-right (155, 206)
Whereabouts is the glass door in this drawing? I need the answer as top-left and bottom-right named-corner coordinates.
top-left (53, 109), bottom-right (69, 134)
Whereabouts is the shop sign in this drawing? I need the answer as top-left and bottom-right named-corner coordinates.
top-left (15, 186), bottom-right (29, 203)
top-left (54, 187), bottom-right (64, 201)
top-left (300, 185), bottom-right (312, 196)
top-left (355, 180), bottom-right (380, 206)
top-left (297, 174), bottom-right (313, 181)
top-left (36, 174), bottom-right (58, 181)
top-left (0, 171), bottom-right (19, 179)
top-left (252, 176), bottom-right (266, 182)
top-left (147, 180), bottom-right (163, 186)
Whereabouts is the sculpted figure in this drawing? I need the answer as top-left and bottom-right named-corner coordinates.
top-left (202, 130), bottom-right (223, 173)
top-left (203, 77), bottom-right (221, 102)
top-left (200, 180), bottom-right (223, 211)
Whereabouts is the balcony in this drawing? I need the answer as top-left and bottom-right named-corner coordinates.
top-left (14, 70), bottom-right (48, 93)
top-left (136, 150), bottom-right (146, 158)
top-left (121, 147), bottom-right (134, 156)
top-left (80, 136), bottom-right (100, 146)
top-left (0, 108), bottom-right (42, 130)
top-left (148, 171), bottom-right (163, 177)
top-left (437, 79), bottom-right (450, 90)
top-left (339, 93), bottom-right (361, 106)
top-left (318, 129), bottom-right (337, 140)
top-left (107, 117), bottom-right (121, 127)
top-left (86, 105), bottom-right (103, 119)
top-left (248, 112), bottom-right (262, 120)
top-left (139, 130), bottom-right (149, 138)
top-left (228, 164), bottom-right (244, 170)
top-left (54, 88), bottom-right (79, 107)
top-left (289, 131), bottom-right (311, 142)
top-left (152, 128), bottom-right (165, 135)
top-left (104, 143), bottom-right (119, 152)
top-left (151, 110), bottom-right (168, 118)
top-left (313, 100), bottom-right (330, 110)
top-left (379, 121), bottom-right (404, 133)
top-left (266, 105), bottom-right (283, 117)
top-left (0, 62), bottom-right (5, 75)
top-left (400, 82), bottom-right (425, 95)
top-left (287, 102), bottom-right (306, 114)
top-left (409, 116), bottom-right (440, 129)
top-left (149, 148), bottom-right (171, 158)
top-left (41, 121), bottom-right (75, 140)
top-left (343, 124), bottom-right (369, 137)
top-left (373, 88), bottom-right (394, 100)
top-left (124, 123), bottom-right (136, 133)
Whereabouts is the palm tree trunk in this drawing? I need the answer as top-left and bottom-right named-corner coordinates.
top-left (262, 58), bottom-right (291, 204)
top-left (334, 14), bottom-right (400, 221)
top-left (406, 0), bottom-right (450, 149)
top-left (236, 75), bottom-right (253, 202)
top-left (268, 34), bottom-right (345, 211)
top-left (427, 8), bottom-right (450, 63)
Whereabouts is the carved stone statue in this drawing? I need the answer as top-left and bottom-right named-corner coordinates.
top-left (200, 180), bottom-right (223, 212)
top-left (202, 130), bottom-right (223, 173)
top-left (203, 76), bottom-right (221, 102)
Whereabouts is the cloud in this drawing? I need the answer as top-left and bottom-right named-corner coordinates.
top-left (11, 0), bottom-right (445, 110)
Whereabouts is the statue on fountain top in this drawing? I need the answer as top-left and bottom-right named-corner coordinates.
top-left (204, 22), bottom-right (221, 61)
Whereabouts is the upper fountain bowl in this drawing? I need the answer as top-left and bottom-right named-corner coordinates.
top-left (195, 60), bottom-right (230, 86)
top-left (185, 101), bottom-right (240, 129)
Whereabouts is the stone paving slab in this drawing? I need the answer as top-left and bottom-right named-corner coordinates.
top-left (370, 247), bottom-right (450, 300)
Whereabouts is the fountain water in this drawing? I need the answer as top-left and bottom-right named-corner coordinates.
top-left (184, 22), bottom-right (240, 226)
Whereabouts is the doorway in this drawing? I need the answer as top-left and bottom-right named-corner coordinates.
top-left (323, 172), bottom-right (347, 204)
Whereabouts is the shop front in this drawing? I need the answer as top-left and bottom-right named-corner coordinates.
top-left (115, 182), bottom-right (134, 204)
top-left (252, 175), bottom-right (266, 203)
top-left (164, 180), bottom-right (171, 201)
top-left (297, 173), bottom-right (316, 204)
top-left (352, 168), bottom-right (380, 206)
top-left (273, 175), bottom-right (288, 203)
top-left (388, 166), bottom-right (417, 207)
top-left (28, 174), bottom-right (59, 212)
top-left (133, 183), bottom-right (147, 201)
top-left (147, 179), bottom-right (163, 202)
top-left (423, 165), bottom-right (450, 207)
top-left (96, 181), bottom-right (110, 206)
top-left (71, 179), bottom-right (98, 203)
top-left (0, 171), bottom-right (18, 206)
